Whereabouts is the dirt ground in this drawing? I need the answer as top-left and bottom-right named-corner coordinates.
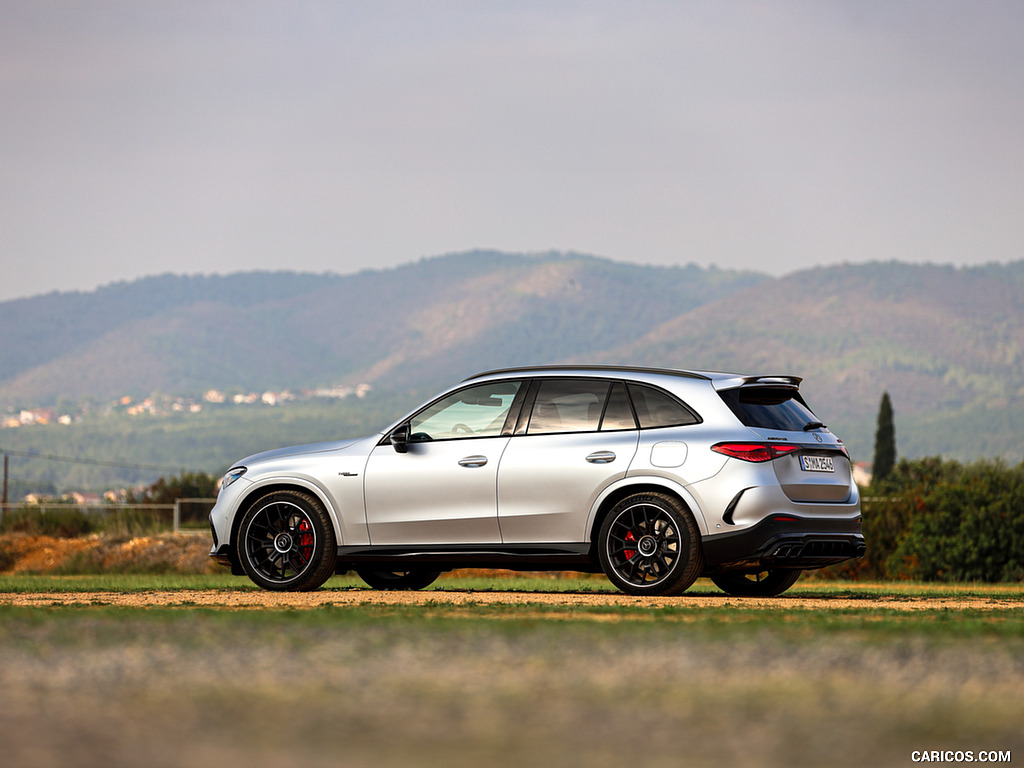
top-left (0, 531), bottom-right (216, 574)
top-left (4, 587), bottom-right (1021, 611)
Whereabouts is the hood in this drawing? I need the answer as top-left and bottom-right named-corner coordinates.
top-left (237, 437), bottom-right (363, 467)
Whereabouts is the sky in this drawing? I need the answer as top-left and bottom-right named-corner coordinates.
top-left (2, 1), bottom-right (1023, 302)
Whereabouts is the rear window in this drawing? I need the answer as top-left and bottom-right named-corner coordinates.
top-left (718, 387), bottom-right (817, 431)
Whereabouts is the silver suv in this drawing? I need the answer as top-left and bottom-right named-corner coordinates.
top-left (209, 366), bottom-right (864, 596)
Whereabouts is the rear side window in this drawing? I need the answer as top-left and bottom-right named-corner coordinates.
top-left (526, 379), bottom-right (610, 435)
top-left (718, 387), bottom-right (817, 431)
top-left (600, 381), bottom-right (636, 431)
top-left (626, 384), bottom-right (701, 428)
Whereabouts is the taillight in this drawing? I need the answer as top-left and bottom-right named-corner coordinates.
top-left (711, 442), bottom-right (801, 462)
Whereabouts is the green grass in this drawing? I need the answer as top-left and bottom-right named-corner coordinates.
top-left (1, 578), bottom-right (1022, 768)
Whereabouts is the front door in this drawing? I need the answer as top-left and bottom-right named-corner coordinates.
top-left (363, 380), bottom-right (522, 546)
top-left (363, 436), bottom-right (509, 545)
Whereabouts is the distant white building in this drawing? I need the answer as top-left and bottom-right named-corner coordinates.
top-left (204, 389), bottom-right (226, 403)
top-left (853, 462), bottom-right (873, 488)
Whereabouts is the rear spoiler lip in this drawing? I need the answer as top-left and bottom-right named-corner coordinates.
top-left (713, 374), bottom-right (803, 391)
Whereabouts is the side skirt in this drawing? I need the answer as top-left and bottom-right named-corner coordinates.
top-left (335, 543), bottom-right (600, 573)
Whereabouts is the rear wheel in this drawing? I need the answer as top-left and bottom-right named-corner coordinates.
top-left (598, 492), bottom-right (704, 596)
top-left (356, 569), bottom-right (443, 591)
top-left (711, 569), bottom-right (801, 597)
top-left (237, 490), bottom-right (337, 591)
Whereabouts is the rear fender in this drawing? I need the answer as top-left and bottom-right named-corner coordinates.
top-left (587, 476), bottom-right (710, 540)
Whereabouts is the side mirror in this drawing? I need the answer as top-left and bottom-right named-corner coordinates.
top-left (390, 423), bottom-right (411, 453)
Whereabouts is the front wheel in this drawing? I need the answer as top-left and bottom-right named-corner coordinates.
top-left (356, 569), bottom-right (443, 591)
top-left (711, 569), bottom-right (801, 597)
top-left (598, 492), bottom-right (704, 596)
top-left (237, 490), bottom-right (337, 591)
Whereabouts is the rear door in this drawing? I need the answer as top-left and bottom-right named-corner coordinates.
top-left (497, 379), bottom-right (639, 543)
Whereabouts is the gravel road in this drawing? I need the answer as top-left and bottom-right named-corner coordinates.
top-left (3, 588), bottom-right (1019, 611)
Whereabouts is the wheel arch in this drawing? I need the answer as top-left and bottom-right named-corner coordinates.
top-left (228, 479), bottom-right (342, 567)
top-left (587, 478), bottom-right (710, 557)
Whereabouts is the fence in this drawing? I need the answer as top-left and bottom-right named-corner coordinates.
top-left (0, 498), bottom-right (217, 535)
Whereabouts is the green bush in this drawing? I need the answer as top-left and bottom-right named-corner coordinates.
top-left (0, 505), bottom-right (172, 539)
top-left (828, 457), bottom-right (1024, 582)
top-left (888, 460), bottom-right (1024, 582)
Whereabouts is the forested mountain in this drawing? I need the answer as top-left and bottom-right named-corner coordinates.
top-left (0, 251), bottom-right (766, 404)
top-left (1, 251), bottom-right (1022, 494)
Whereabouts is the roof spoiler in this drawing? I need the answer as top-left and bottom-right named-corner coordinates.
top-left (713, 374), bottom-right (802, 391)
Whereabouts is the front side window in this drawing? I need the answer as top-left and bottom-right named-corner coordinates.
top-left (410, 381), bottom-right (521, 440)
top-left (526, 379), bottom-right (611, 435)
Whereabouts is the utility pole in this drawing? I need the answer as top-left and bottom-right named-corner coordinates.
top-left (2, 452), bottom-right (8, 506)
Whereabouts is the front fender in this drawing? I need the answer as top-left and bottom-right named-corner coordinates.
top-left (232, 475), bottom-right (346, 545)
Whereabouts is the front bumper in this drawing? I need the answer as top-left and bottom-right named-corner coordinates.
top-left (701, 514), bottom-right (864, 573)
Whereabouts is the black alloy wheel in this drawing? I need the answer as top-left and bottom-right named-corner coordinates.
top-left (710, 569), bottom-right (801, 597)
top-left (237, 490), bottom-right (337, 591)
top-left (598, 492), bottom-right (704, 596)
top-left (356, 569), bottom-right (443, 591)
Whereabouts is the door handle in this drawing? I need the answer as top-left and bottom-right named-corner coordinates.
top-left (586, 451), bottom-right (616, 464)
top-left (458, 455), bottom-right (488, 468)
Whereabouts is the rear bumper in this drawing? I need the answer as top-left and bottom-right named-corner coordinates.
top-left (702, 514), bottom-right (865, 573)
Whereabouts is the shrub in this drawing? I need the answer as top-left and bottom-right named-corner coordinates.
top-left (823, 457), bottom-right (1024, 582)
top-left (889, 460), bottom-right (1024, 582)
top-left (0, 507), bottom-right (95, 538)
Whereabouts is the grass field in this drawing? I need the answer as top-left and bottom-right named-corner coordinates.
top-left (1, 576), bottom-right (1021, 768)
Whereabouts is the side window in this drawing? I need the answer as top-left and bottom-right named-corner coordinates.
top-left (627, 384), bottom-right (700, 428)
top-left (600, 381), bottom-right (637, 431)
top-left (409, 381), bottom-right (521, 440)
top-left (526, 379), bottom-right (611, 435)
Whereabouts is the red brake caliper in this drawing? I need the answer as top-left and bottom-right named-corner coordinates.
top-left (297, 518), bottom-right (314, 564)
top-left (624, 531), bottom-right (637, 560)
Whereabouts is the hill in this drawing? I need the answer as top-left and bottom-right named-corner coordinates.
top-left (592, 260), bottom-right (1024, 460)
top-left (1, 252), bottom-right (1022, 493)
top-left (0, 251), bottom-right (765, 403)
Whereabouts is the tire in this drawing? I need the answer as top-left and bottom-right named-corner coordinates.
top-left (598, 492), bottom-right (704, 596)
top-left (356, 569), bottom-right (443, 591)
top-left (711, 569), bottom-right (801, 597)
top-left (237, 490), bottom-right (337, 592)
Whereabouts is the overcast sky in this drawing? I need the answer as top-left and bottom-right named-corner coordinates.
top-left (2, 1), bottom-right (1022, 302)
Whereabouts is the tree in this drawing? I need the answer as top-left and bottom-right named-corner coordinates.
top-left (129, 470), bottom-right (218, 504)
top-left (873, 392), bottom-right (896, 484)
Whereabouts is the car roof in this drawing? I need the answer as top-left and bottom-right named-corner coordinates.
top-left (464, 365), bottom-right (801, 389)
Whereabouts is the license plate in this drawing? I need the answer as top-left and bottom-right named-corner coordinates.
top-left (800, 455), bottom-right (835, 473)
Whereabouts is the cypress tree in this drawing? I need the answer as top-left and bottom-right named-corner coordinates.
top-left (873, 391), bottom-right (896, 483)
